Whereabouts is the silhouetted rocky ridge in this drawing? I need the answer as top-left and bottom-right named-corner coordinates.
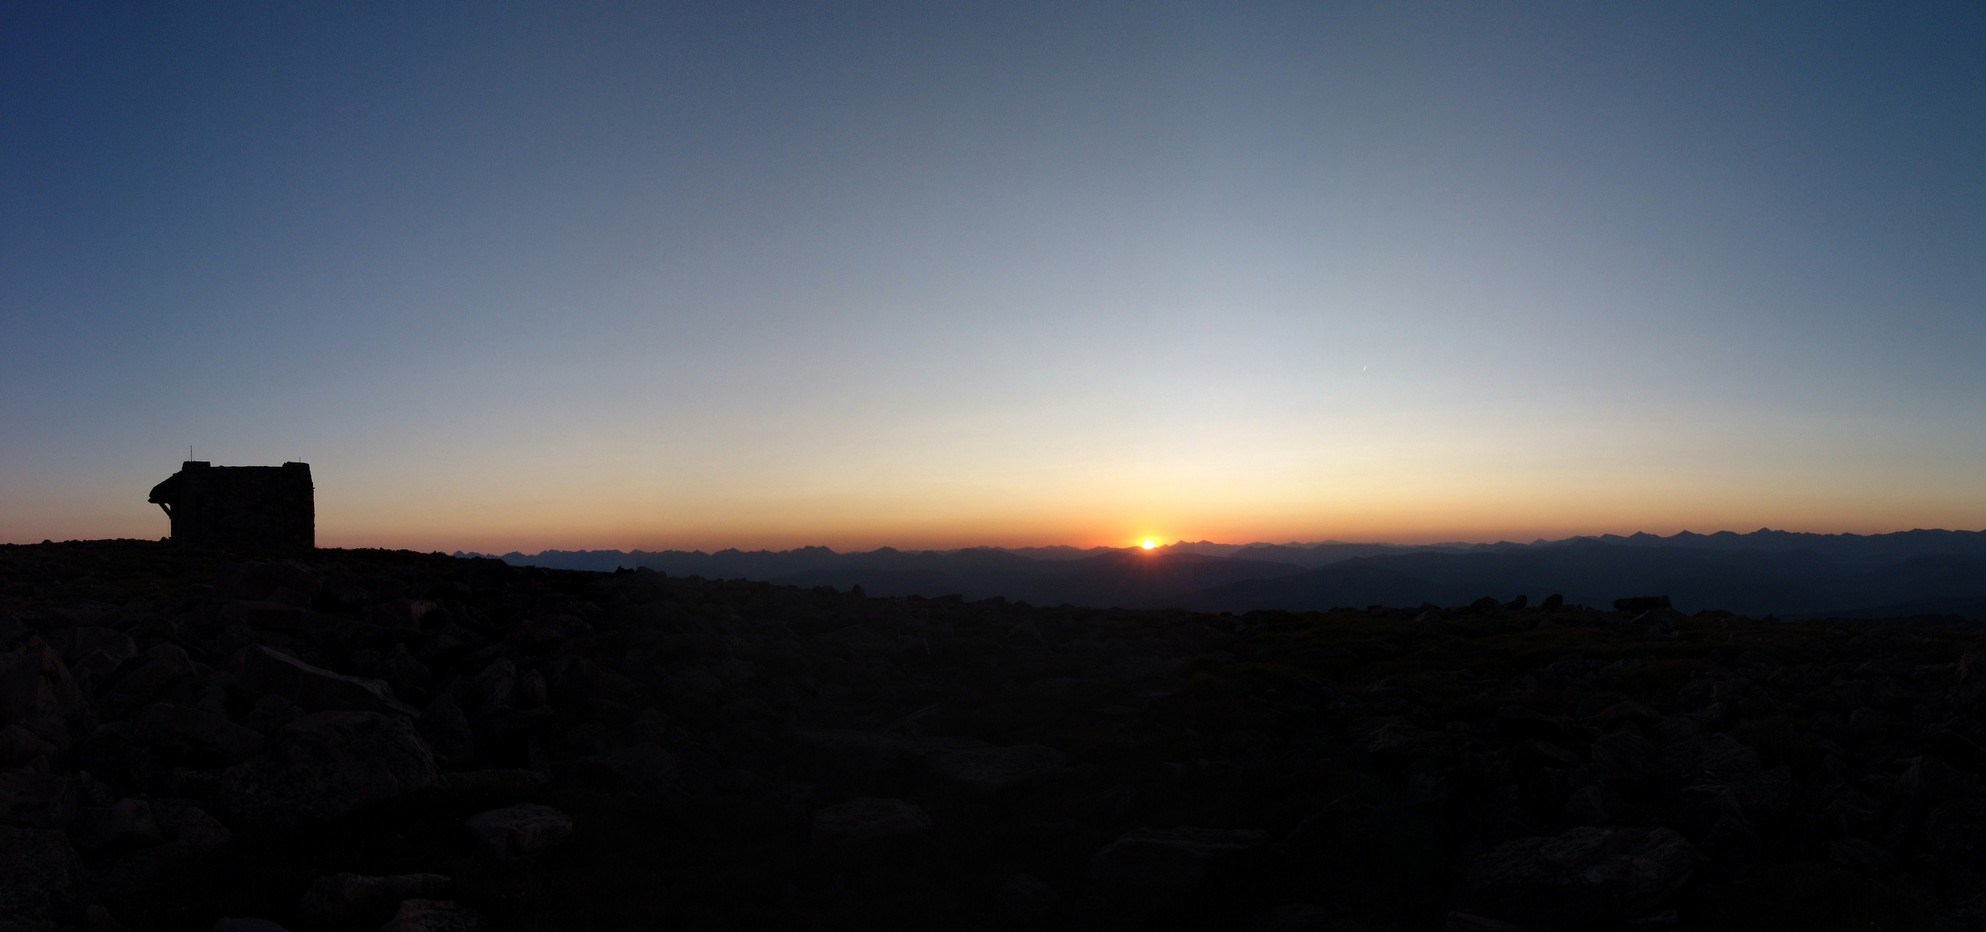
top-left (6, 539), bottom-right (1986, 929)
top-left (472, 528), bottom-right (1986, 619)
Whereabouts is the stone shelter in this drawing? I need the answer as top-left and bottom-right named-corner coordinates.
top-left (148, 461), bottom-right (314, 551)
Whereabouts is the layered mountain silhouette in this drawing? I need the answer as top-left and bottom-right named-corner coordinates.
top-left (466, 528), bottom-right (1986, 619)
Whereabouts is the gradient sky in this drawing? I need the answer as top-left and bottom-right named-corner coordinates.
top-left (6, 2), bottom-right (1985, 552)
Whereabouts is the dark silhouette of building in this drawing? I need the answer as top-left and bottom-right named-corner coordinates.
top-left (148, 461), bottom-right (314, 551)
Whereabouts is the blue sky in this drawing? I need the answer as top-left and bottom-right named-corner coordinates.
top-left (5, 2), bottom-right (1984, 551)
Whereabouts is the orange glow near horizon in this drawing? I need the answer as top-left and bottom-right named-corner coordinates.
top-left (293, 504), bottom-right (1986, 556)
top-left (46, 470), bottom-right (1985, 556)
top-left (104, 427), bottom-right (1963, 556)
top-left (33, 507), bottom-right (1986, 557)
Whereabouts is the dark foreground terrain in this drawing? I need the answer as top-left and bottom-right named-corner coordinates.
top-left (5, 541), bottom-right (1986, 930)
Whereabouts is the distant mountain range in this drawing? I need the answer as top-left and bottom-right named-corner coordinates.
top-left (460, 528), bottom-right (1986, 620)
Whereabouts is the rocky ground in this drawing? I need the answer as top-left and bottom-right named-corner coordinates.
top-left (5, 540), bottom-right (1986, 930)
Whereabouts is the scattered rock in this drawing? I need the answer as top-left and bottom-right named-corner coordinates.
top-left (380, 899), bottom-right (488, 932)
top-left (1255, 903), bottom-right (1335, 932)
top-left (383, 644), bottom-right (433, 689)
top-left (152, 798), bottom-right (231, 856)
top-left (1825, 837), bottom-right (1897, 876)
top-left (221, 712), bottom-right (441, 831)
top-left (1443, 913), bottom-right (1535, 931)
top-left (1088, 826), bottom-right (1269, 901)
top-left (297, 872), bottom-right (452, 926)
top-left (0, 824), bottom-right (80, 919)
top-left (809, 797), bottom-right (933, 848)
top-left (75, 796), bottom-right (165, 850)
top-left (571, 741), bottom-right (675, 793)
top-left (417, 692), bottom-right (475, 765)
top-left (101, 644), bottom-right (193, 717)
top-left (12, 540), bottom-right (1986, 927)
top-left (1459, 826), bottom-right (1698, 930)
top-left (228, 561), bottom-right (321, 604)
top-left (209, 920), bottom-right (290, 932)
top-left (0, 770), bottom-right (76, 829)
top-left (471, 658), bottom-right (517, 712)
top-left (791, 728), bottom-right (917, 797)
top-left (997, 872), bottom-right (1061, 920)
top-left (442, 768), bottom-right (552, 796)
top-left (218, 600), bottom-right (305, 634)
top-left (1899, 754), bottom-right (1975, 801)
top-left (132, 702), bottom-right (266, 766)
top-left (372, 599), bottom-right (441, 630)
top-left (0, 722), bottom-right (58, 768)
top-left (923, 742), bottom-right (1067, 796)
top-left (464, 804), bottom-right (573, 862)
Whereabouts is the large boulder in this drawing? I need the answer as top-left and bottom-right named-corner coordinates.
top-left (471, 658), bottom-right (518, 712)
top-left (0, 722), bottom-right (58, 768)
top-left (221, 712), bottom-right (441, 831)
top-left (237, 646), bottom-right (414, 716)
top-left (132, 702), bottom-right (266, 767)
top-left (0, 639), bottom-right (94, 753)
top-left (417, 693), bottom-right (475, 765)
top-left (0, 769), bottom-right (76, 829)
top-left (152, 798), bottom-right (231, 857)
top-left (0, 824), bottom-right (79, 919)
top-left (1656, 732), bottom-right (1791, 817)
top-left (102, 643), bottom-right (194, 717)
top-left (64, 627), bottom-right (138, 697)
top-left (74, 795), bottom-right (166, 850)
top-left (383, 644), bottom-right (433, 690)
top-left (1458, 826), bottom-right (1699, 930)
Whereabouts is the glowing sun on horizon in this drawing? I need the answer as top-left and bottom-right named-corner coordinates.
top-left (1140, 539), bottom-right (1158, 551)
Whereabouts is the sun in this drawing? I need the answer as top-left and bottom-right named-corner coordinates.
top-left (1140, 539), bottom-right (1158, 551)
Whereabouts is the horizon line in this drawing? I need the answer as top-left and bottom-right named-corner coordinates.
top-left (16, 524), bottom-right (1986, 556)
top-left (438, 525), bottom-right (1986, 557)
